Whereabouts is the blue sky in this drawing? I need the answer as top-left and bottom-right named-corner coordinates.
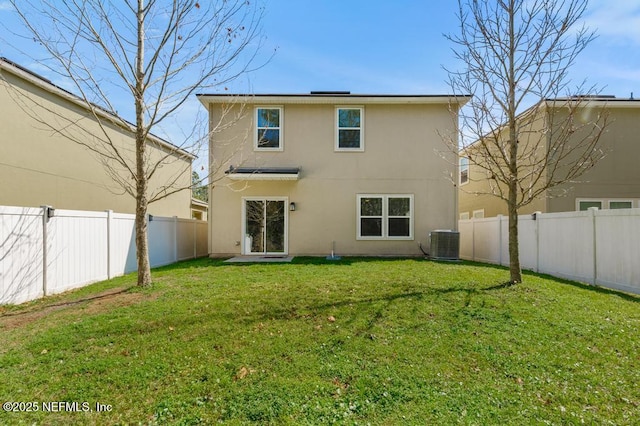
top-left (249, 0), bottom-right (640, 97)
top-left (1, 0), bottom-right (639, 172)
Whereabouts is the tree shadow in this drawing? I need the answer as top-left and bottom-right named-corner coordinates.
top-left (0, 287), bottom-right (135, 318)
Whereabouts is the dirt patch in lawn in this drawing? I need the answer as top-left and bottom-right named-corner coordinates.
top-left (0, 287), bottom-right (157, 330)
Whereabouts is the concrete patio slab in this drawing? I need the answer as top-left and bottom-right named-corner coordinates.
top-left (224, 256), bottom-right (294, 263)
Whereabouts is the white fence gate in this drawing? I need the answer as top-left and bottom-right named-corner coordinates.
top-left (459, 208), bottom-right (640, 295)
top-left (0, 206), bottom-right (208, 304)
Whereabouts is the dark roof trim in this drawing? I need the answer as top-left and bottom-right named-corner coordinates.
top-left (225, 166), bottom-right (301, 181)
top-left (198, 93), bottom-right (470, 98)
top-left (226, 166), bottom-right (300, 175)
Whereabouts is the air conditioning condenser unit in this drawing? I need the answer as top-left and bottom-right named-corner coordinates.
top-left (429, 230), bottom-right (460, 261)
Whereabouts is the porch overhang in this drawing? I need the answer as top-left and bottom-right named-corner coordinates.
top-left (225, 166), bottom-right (300, 181)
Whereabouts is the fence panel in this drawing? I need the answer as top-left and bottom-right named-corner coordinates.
top-left (196, 221), bottom-right (208, 257)
top-left (110, 213), bottom-right (137, 276)
top-left (47, 210), bottom-right (109, 295)
top-left (538, 211), bottom-right (595, 284)
top-left (517, 216), bottom-right (538, 271)
top-left (148, 216), bottom-right (177, 268)
top-left (473, 218), bottom-right (503, 264)
top-left (458, 220), bottom-right (474, 260)
top-left (1, 205), bottom-right (209, 304)
top-left (459, 208), bottom-right (640, 294)
top-left (177, 219), bottom-right (196, 261)
top-left (0, 207), bottom-right (44, 304)
top-left (594, 209), bottom-right (640, 293)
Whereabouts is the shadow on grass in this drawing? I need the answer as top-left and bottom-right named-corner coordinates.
top-left (154, 256), bottom-right (431, 270)
top-left (525, 271), bottom-right (640, 302)
top-left (463, 261), bottom-right (640, 302)
top-left (0, 287), bottom-right (135, 319)
top-left (155, 257), bottom-right (640, 302)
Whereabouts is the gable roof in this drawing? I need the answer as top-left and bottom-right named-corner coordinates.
top-left (0, 57), bottom-right (195, 160)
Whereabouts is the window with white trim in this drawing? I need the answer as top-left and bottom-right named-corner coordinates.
top-left (578, 200), bottom-right (602, 212)
top-left (472, 209), bottom-right (485, 219)
top-left (577, 198), bottom-right (637, 211)
top-left (578, 200), bottom-right (602, 211)
top-left (336, 107), bottom-right (363, 151)
top-left (609, 200), bottom-right (633, 209)
top-left (460, 157), bottom-right (469, 185)
top-left (255, 107), bottom-right (282, 150)
top-left (357, 194), bottom-right (413, 240)
top-left (459, 212), bottom-right (470, 220)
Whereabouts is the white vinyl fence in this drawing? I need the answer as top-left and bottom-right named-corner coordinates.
top-left (0, 205), bottom-right (208, 304)
top-left (459, 208), bottom-right (640, 294)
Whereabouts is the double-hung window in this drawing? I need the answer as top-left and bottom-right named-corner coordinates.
top-left (357, 194), bottom-right (413, 240)
top-left (256, 107), bottom-right (282, 150)
top-left (336, 107), bottom-right (364, 151)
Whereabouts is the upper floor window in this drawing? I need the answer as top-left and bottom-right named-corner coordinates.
top-left (336, 107), bottom-right (364, 151)
top-left (256, 107), bottom-right (282, 151)
top-left (460, 157), bottom-right (469, 185)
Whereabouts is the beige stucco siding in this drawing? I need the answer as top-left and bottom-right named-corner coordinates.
top-left (1, 64), bottom-right (191, 217)
top-left (548, 106), bottom-right (640, 212)
top-left (460, 102), bottom-right (640, 216)
top-left (208, 99), bottom-right (460, 256)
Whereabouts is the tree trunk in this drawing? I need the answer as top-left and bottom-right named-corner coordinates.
top-left (506, 0), bottom-right (522, 284)
top-left (134, 0), bottom-right (151, 287)
top-left (135, 187), bottom-right (152, 287)
top-left (507, 181), bottom-right (522, 283)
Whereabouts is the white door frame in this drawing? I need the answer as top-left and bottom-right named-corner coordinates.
top-left (241, 196), bottom-right (289, 255)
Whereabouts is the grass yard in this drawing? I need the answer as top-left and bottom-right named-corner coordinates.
top-left (0, 257), bottom-right (639, 425)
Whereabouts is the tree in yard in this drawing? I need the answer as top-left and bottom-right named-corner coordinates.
top-left (192, 171), bottom-right (208, 203)
top-left (446, 0), bottom-right (608, 283)
top-left (8, 0), bottom-right (265, 286)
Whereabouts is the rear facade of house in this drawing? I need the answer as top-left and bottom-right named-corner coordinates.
top-left (199, 93), bottom-right (468, 257)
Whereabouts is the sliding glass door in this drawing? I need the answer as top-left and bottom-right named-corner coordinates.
top-left (243, 198), bottom-right (287, 255)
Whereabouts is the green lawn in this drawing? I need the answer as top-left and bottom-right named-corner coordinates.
top-left (1, 257), bottom-right (639, 425)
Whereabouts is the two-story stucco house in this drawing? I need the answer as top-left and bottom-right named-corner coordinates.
top-left (0, 57), bottom-right (194, 218)
top-left (198, 92), bottom-right (470, 257)
top-left (459, 96), bottom-right (640, 219)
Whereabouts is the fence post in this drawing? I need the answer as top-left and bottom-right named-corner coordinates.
top-left (106, 210), bottom-right (113, 279)
top-left (193, 220), bottom-right (197, 259)
top-left (497, 215), bottom-right (504, 266)
top-left (471, 218), bottom-right (476, 261)
top-left (531, 211), bottom-right (541, 273)
top-left (40, 205), bottom-right (51, 297)
top-left (589, 207), bottom-right (598, 285)
top-left (174, 216), bottom-right (178, 263)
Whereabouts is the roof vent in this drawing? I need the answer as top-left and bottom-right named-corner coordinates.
top-left (310, 91), bottom-right (351, 95)
top-left (571, 95), bottom-right (616, 100)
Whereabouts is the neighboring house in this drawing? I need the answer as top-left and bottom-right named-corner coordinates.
top-left (191, 198), bottom-right (208, 221)
top-left (0, 57), bottom-right (193, 218)
top-left (459, 96), bottom-right (640, 218)
top-left (198, 92), bottom-right (470, 257)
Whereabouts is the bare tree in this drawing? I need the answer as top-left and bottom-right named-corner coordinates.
top-left (446, 0), bottom-right (608, 283)
top-left (8, 0), bottom-right (266, 286)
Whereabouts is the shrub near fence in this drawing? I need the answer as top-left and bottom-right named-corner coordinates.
top-left (459, 208), bottom-right (640, 294)
top-left (0, 205), bottom-right (208, 304)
